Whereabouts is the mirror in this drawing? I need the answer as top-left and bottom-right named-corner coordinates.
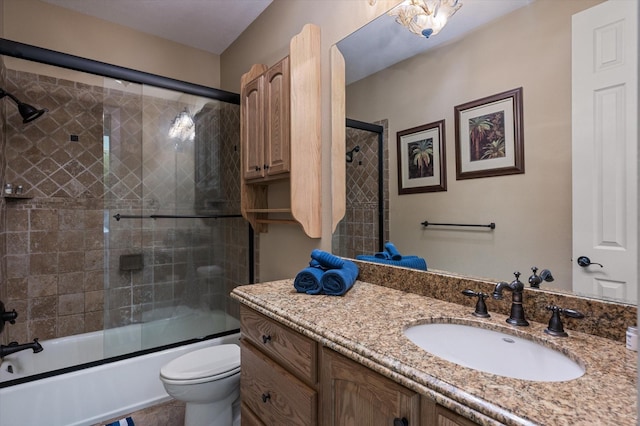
top-left (333, 0), bottom-right (637, 305)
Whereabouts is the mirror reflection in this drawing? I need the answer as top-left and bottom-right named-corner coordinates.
top-left (333, 0), bottom-right (638, 305)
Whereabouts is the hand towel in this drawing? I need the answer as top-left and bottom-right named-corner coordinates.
top-left (294, 264), bottom-right (325, 295)
top-left (320, 260), bottom-right (359, 296)
top-left (384, 242), bottom-right (402, 260)
top-left (310, 249), bottom-right (345, 269)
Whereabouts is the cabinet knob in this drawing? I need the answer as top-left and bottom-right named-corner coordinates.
top-left (264, 164), bottom-right (269, 170)
top-left (262, 334), bottom-right (271, 344)
top-left (393, 418), bottom-right (408, 426)
top-left (254, 166), bottom-right (261, 171)
top-left (261, 392), bottom-right (271, 403)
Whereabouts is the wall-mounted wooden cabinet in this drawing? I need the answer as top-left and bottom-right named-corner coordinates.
top-left (240, 24), bottom-right (321, 238)
top-left (242, 57), bottom-right (290, 182)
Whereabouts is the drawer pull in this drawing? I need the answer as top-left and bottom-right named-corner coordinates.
top-left (261, 392), bottom-right (271, 403)
top-left (393, 418), bottom-right (408, 426)
top-left (262, 334), bottom-right (272, 344)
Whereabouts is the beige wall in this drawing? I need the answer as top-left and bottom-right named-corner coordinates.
top-left (221, 0), bottom-right (399, 281)
top-left (2, 0), bottom-right (220, 88)
top-left (345, 0), bottom-right (602, 289)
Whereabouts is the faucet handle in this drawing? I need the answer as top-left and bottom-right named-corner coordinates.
top-left (0, 300), bottom-right (19, 334)
top-left (544, 305), bottom-right (585, 337)
top-left (462, 289), bottom-right (490, 318)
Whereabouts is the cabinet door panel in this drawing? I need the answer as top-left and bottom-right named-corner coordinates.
top-left (321, 348), bottom-right (420, 426)
top-left (435, 405), bottom-right (479, 426)
top-left (242, 75), bottom-right (265, 180)
top-left (241, 341), bottom-right (316, 426)
top-left (241, 403), bottom-right (265, 426)
top-left (265, 57), bottom-right (290, 176)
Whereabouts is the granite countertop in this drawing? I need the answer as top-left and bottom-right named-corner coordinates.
top-left (231, 279), bottom-right (637, 426)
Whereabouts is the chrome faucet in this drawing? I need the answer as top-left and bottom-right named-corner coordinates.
top-left (528, 266), bottom-right (554, 288)
top-left (493, 272), bottom-right (529, 326)
top-left (0, 339), bottom-right (43, 358)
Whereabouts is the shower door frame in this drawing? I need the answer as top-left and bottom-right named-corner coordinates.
top-left (0, 37), bottom-right (254, 285)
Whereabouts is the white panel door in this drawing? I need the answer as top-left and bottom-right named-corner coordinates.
top-left (572, 0), bottom-right (638, 303)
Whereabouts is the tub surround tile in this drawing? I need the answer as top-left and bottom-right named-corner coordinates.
top-left (59, 272), bottom-right (85, 294)
top-left (232, 279), bottom-right (637, 426)
top-left (27, 274), bottom-right (58, 298)
top-left (57, 313), bottom-right (86, 337)
top-left (29, 295), bottom-right (57, 319)
top-left (30, 253), bottom-right (58, 275)
top-left (58, 293), bottom-right (85, 316)
top-left (6, 278), bottom-right (27, 300)
top-left (5, 209), bottom-right (29, 232)
top-left (5, 232), bottom-right (28, 255)
top-left (29, 318), bottom-right (56, 340)
top-left (84, 311), bottom-right (104, 332)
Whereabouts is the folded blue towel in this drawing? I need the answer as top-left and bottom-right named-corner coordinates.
top-left (294, 264), bottom-right (325, 295)
top-left (374, 251), bottom-right (391, 259)
top-left (310, 249), bottom-right (344, 269)
top-left (384, 242), bottom-right (402, 260)
top-left (105, 418), bottom-right (135, 426)
top-left (320, 260), bottom-right (359, 296)
top-left (355, 255), bottom-right (427, 271)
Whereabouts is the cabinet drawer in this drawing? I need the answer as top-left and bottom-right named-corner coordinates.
top-left (241, 340), bottom-right (317, 426)
top-left (240, 305), bottom-right (317, 385)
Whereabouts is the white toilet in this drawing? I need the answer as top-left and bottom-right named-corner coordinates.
top-left (160, 344), bottom-right (241, 426)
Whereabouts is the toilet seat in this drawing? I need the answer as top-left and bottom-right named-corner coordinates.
top-left (160, 344), bottom-right (240, 385)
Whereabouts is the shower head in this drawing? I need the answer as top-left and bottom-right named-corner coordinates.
top-left (346, 145), bottom-right (361, 163)
top-left (0, 88), bottom-right (48, 123)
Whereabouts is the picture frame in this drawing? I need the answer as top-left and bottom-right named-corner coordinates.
top-left (396, 120), bottom-right (446, 194)
top-left (454, 87), bottom-right (524, 180)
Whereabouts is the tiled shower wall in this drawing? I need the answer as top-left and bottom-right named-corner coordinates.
top-left (1, 67), bottom-right (246, 345)
top-left (333, 120), bottom-right (389, 258)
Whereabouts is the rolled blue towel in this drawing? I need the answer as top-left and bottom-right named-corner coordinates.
top-left (320, 260), bottom-right (359, 296)
top-left (294, 265), bottom-right (325, 294)
top-left (384, 242), bottom-right (402, 260)
top-left (374, 251), bottom-right (391, 259)
top-left (310, 249), bottom-right (344, 269)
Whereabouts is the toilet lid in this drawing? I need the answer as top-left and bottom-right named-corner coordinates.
top-left (160, 344), bottom-right (240, 381)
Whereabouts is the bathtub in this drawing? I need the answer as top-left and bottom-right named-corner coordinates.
top-left (0, 308), bottom-right (240, 426)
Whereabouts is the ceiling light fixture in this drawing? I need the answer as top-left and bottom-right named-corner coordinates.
top-left (168, 108), bottom-right (195, 143)
top-left (388, 0), bottom-right (462, 38)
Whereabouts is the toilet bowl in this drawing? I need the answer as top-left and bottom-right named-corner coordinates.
top-left (160, 344), bottom-right (241, 426)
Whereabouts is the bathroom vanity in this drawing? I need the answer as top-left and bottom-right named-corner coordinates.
top-left (231, 268), bottom-right (637, 425)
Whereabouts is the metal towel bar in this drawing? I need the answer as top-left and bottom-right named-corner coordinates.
top-left (113, 213), bottom-right (243, 221)
top-left (421, 221), bottom-right (495, 229)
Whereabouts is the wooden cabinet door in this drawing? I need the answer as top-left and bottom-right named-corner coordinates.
top-left (241, 341), bottom-right (317, 426)
top-left (321, 348), bottom-right (420, 426)
top-left (264, 56), bottom-right (290, 177)
top-left (242, 74), bottom-right (265, 180)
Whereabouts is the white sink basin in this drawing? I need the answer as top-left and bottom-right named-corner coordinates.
top-left (404, 322), bottom-right (584, 382)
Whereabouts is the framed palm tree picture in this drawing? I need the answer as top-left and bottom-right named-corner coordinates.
top-left (396, 120), bottom-right (446, 194)
top-left (454, 87), bottom-right (524, 180)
